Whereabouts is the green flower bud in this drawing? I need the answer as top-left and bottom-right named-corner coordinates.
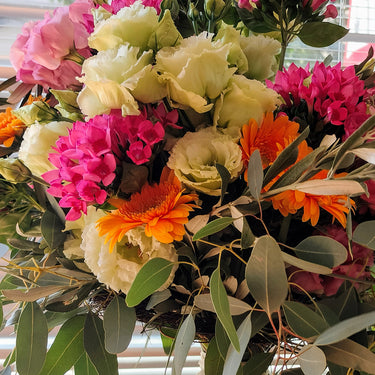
top-left (204, 0), bottom-right (226, 19)
top-left (160, 0), bottom-right (179, 19)
top-left (0, 158), bottom-right (31, 183)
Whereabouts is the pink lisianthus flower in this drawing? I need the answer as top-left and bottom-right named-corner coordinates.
top-left (290, 225), bottom-right (374, 297)
top-left (110, 0), bottom-right (162, 14)
top-left (10, 0), bottom-right (93, 90)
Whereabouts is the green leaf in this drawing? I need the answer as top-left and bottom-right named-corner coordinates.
top-left (294, 236), bottom-right (348, 268)
top-left (146, 289), bottom-right (172, 310)
top-left (126, 258), bottom-right (174, 307)
top-left (192, 217), bottom-right (235, 241)
top-left (247, 149), bottom-right (263, 201)
top-left (352, 221), bottom-right (375, 250)
top-left (245, 235), bottom-right (288, 315)
top-left (103, 295), bottom-right (136, 354)
top-left (172, 313), bottom-right (196, 375)
top-left (215, 319), bottom-right (230, 360)
top-left (39, 315), bottom-right (85, 375)
top-left (281, 252), bottom-right (332, 275)
top-left (6, 238), bottom-right (41, 252)
top-left (2, 285), bottom-right (69, 302)
top-left (322, 339), bottom-right (375, 374)
top-left (241, 218), bottom-right (255, 249)
top-left (216, 163), bottom-right (231, 204)
top-left (83, 313), bottom-right (118, 375)
top-left (298, 22), bottom-right (348, 48)
top-left (314, 310), bottom-right (375, 346)
top-left (223, 313), bottom-right (252, 375)
top-left (40, 210), bottom-right (66, 250)
top-left (283, 301), bottom-right (329, 339)
top-left (205, 337), bottom-right (224, 375)
top-left (242, 352), bottom-right (274, 375)
top-left (210, 268), bottom-right (240, 351)
top-left (291, 180), bottom-right (364, 196)
top-left (160, 332), bottom-right (174, 356)
top-left (74, 352), bottom-right (99, 375)
top-left (16, 302), bottom-right (48, 375)
top-left (297, 345), bottom-right (327, 375)
top-left (194, 294), bottom-right (251, 315)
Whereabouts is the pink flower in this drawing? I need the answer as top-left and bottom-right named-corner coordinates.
top-left (127, 141), bottom-right (152, 165)
top-left (110, 0), bottom-right (162, 14)
top-left (302, 0), bottom-right (338, 19)
top-left (10, 0), bottom-right (93, 90)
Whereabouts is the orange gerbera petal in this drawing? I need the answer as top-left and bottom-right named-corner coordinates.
top-left (240, 113), bottom-right (300, 181)
top-left (0, 107), bottom-right (25, 147)
top-left (96, 178), bottom-right (198, 252)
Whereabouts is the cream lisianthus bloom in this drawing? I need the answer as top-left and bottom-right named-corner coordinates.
top-left (214, 75), bottom-right (280, 138)
top-left (88, 1), bottom-right (159, 52)
top-left (18, 121), bottom-right (72, 177)
top-left (167, 127), bottom-right (243, 196)
top-left (156, 32), bottom-right (237, 113)
top-left (77, 44), bottom-right (166, 117)
top-left (80, 207), bottom-right (178, 294)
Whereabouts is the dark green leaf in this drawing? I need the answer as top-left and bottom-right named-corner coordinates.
top-left (146, 289), bottom-right (172, 310)
top-left (241, 218), bottom-right (255, 249)
top-left (41, 210), bottom-right (66, 250)
top-left (245, 235), bottom-right (288, 315)
top-left (352, 221), bottom-right (375, 250)
top-left (126, 258), bottom-right (174, 307)
top-left (322, 339), bottom-right (375, 374)
top-left (216, 163), bottom-right (231, 204)
top-left (6, 238), bottom-right (41, 252)
top-left (215, 319), bottom-right (230, 360)
top-left (283, 301), bottom-right (329, 339)
top-left (294, 236), bottom-right (348, 268)
top-left (247, 149), bottom-right (263, 201)
top-left (103, 295), bottom-right (136, 354)
top-left (16, 302), bottom-right (48, 375)
top-left (298, 22), bottom-right (348, 48)
top-left (223, 313), bottom-right (252, 375)
top-left (192, 217), bottom-right (235, 241)
top-left (242, 352), bottom-right (275, 375)
top-left (210, 268), bottom-right (240, 351)
top-left (172, 313), bottom-right (196, 375)
top-left (314, 310), bottom-right (375, 346)
top-left (39, 315), bottom-right (85, 375)
top-left (84, 313), bottom-right (118, 375)
top-left (74, 352), bottom-right (99, 375)
top-left (160, 332), bottom-right (174, 355)
top-left (297, 345), bottom-right (327, 375)
top-left (205, 337), bottom-right (224, 375)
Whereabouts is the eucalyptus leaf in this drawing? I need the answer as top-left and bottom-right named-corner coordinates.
top-left (146, 289), bottom-right (172, 310)
top-left (172, 313), bottom-right (196, 375)
top-left (194, 293), bottom-right (252, 315)
top-left (103, 295), bottom-right (136, 354)
top-left (294, 236), bottom-right (348, 268)
top-left (281, 252), bottom-right (332, 275)
top-left (245, 235), bottom-right (288, 315)
top-left (241, 218), bottom-right (255, 249)
top-left (298, 22), bottom-right (348, 48)
top-left (0, 366), bottom-right (11, 375)
top-left (192, 217), bottom-right (235, 241)
top-left (216, 163), bottom-right (231, 204)
top-left (297, 345), bottom-right (327, 375)
top-left (16, 302), bottom-right (48, 375)
top-left (6, 238), bottom-right (41, 252)
top-left (283, 301), bottom-right (329, 339)
top-left (40, 210), bottom-right (66, 250)
top-left (39, 315), bottom-right (85, 375)
top-left (126, 258), bottom-right (174, 307)
top-left (0, 243), bottom-right (8, 258)
top-left (314, 310), bottom-right (375, 346)
top-left (352, 221), bottom-right (375, 250)
top-left (322, 339), bottom-right (375, 374)
top-left (210, 268), bottom-right (240, 351)
top-left (292, 179), bottom-right (364, 196)
top-left (215, 319), bottom-right (230, 360)
top-left (204, 337), bottom-right (224, 375)
top-left (247, 149), bottom-right (263, 201)
top-left (350, 147), bottom-right (375, 164)
top-left (223, 313), bottom-right (252, 375)
top-left (84, 313), bottom-right (118, 375)
top-left (2, 285), bottom-right (69, 302)
top-left (74, 352), bottom-right (99, 375)
top-left (160, 332), bottom-right (174, 356)
top-left (242, 352), bottom-right (275, 375)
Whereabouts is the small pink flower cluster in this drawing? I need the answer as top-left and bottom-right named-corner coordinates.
top-left (10, 0), bottom-right (93, 90)
top-left (303, 0), bottom-right (338, 19)
top-left (290, 225), bottom-right (374, 296)
top-left (43, 107), bottom-right (174, 220)
top-left (267, 62), bottom-right (370, 138)
top-left (105, 0), bottom-right (162, 14)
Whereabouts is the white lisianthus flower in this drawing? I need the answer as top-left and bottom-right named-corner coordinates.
top-left (80, 207), bottom-right (178, 294)
top-left (88, 1), bottom-right (159, 52)
top-left (156, 32), bottom-right (236, 113)
top-left (214, 75), bottom-right (280, 138)
top-left (167, 127), bottom-right (243, 196)
top-left (18, 121), bottom-right (72, 177)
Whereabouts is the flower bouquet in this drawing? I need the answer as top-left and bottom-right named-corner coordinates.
top-left (1, 0), bottom-right (375, 374)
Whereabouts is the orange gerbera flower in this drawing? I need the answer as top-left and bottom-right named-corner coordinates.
top-left (0, 107), bottom-right (25, 147)
top-left (240, 112), bottom-right (300, 180)
top-left (96, 169), bottom-right (198, 252)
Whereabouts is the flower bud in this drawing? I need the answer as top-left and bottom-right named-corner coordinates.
top-left (0, 158), bottom-right (31, 183)
top-left (204, 0), bottom-right (226, 19)
top-left (160, 0), bottom-right (179, 19)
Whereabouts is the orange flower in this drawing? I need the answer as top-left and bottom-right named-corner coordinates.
top-left (0, 107), bottom-right (25, 147)
top-left (96, 169), bottom-right (198, 252)
top-left (240, 112), bottom-right (300, 180)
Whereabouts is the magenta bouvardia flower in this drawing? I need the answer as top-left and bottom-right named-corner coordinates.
top-left (43, 109), bottom-right (174, 220)
top-left (109, 0), bottom-right (162, 14)
top-left (10, 0), bottom-right (93, 90)
top-left (302, 0), bottom-right (338, 18)
top-left (267, 62), bottom-right (371, 139)
top-left (290, 225), bottom-right (374, 296)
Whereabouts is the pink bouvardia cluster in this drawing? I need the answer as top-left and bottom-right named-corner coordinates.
top-left (108, 0), bottom-right (162, 14)
top-left (267, 62), bottom-right (370, 139)
top-left (290, 225), bottom-right (374, 296)
top-left (9, 0), bottom-right (93, 90)
top-left (302, 0), bottom-right (338, 18)
top-left (42, 109), bottom-right (175, 220)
